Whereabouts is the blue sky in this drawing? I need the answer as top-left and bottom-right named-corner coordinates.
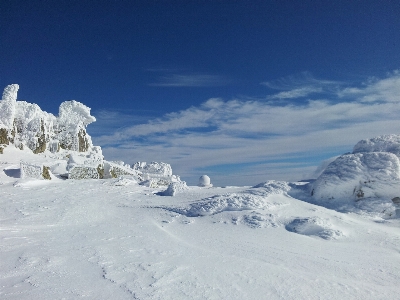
top-left (1, 1), bottom-right (400, 185)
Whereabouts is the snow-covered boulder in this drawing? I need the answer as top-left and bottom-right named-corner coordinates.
top-left (160, 181), bottom-right (189, 196)
top-left (311, 134), bottom-right (400, 214)
top-left (132, 161), bottom-right (172, 177)
top-left (133, 161), bottom-right (180, 186)
top-left (68, 166), bottom-right (101, 180)
top-left (20, 161), bottom-right (52, 180)
top-left (67, 153), bottom-right (104, 179)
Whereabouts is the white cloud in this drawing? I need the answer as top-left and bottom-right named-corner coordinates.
top-left (338, 71), bottom-right (400, 102)
top-left (91, 71), bottom-right (400, 186)
top-left (262, 71), bottom-right (342, 100)
top-left (268, 86), bottom-right (323, 99)
top-left (149, 74), bottom-right (230, 87)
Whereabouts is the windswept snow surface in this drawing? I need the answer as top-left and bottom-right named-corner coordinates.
top-left (1, 153), bottom-right (400, 299)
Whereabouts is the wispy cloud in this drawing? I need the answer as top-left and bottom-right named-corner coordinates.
top-left (149, 74), bottom-right (231, 87)
top-left (338, 70), bottom-right (400, 102)
top-left (262, 71), bottom-right (342, 99)
top-left (91, 71), bottom-right (400, 186)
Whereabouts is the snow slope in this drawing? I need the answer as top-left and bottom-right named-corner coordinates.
top-left (1, 150), bottom-right (399, 299)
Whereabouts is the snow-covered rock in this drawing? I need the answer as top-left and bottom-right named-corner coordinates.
top-left (20, 161), bottom-right (51, 180)
top-left (160, 181), bottom-right (189, 196)
top-left (103, 161), bottom-right (143, 181)
top-left (132, 161), bottom-right (172, 177)
top-left (310, 134), bottom-right (400, 215)
top-left (133, 161), bottom-right (180, 186)
top-left (69, 166), bottom-right (101, 180)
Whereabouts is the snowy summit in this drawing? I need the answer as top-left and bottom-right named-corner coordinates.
top-left (0, 84), bottom-right (399, 299)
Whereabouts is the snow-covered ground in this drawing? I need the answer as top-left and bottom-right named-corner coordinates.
top-left (1, 148), bottom-right (399, 299)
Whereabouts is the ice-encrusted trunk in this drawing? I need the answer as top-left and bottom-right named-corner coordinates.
top-left (0, 84), bottom-right (19, 147)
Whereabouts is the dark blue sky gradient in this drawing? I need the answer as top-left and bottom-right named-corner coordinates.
top-left (2, 0), bottom-right (400, 115)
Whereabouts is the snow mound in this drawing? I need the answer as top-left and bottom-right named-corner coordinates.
top-left (171, 192), bottom-right (283, 217)
top-left (179, 193), bottom-right (275, 216)
top-left (164, 180), bottom-right (290, 216)
top-left (238, 212), bottom-right (280, 228)
top-left (310, 134), bottom-right (400, 215)
top-left (285, 217), bottom-right (344, 240)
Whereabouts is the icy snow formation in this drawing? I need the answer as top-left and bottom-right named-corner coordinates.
top-left (132, 161), bottom-right (172, 177)
top-left (0, 84), bottom-right (96, 154)
top-left (133, 161), bottom-right (181, 186)
top-left (0, 84), bottom-right (184, 182)
top-left (310, 134), bottom-right (400, 214)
